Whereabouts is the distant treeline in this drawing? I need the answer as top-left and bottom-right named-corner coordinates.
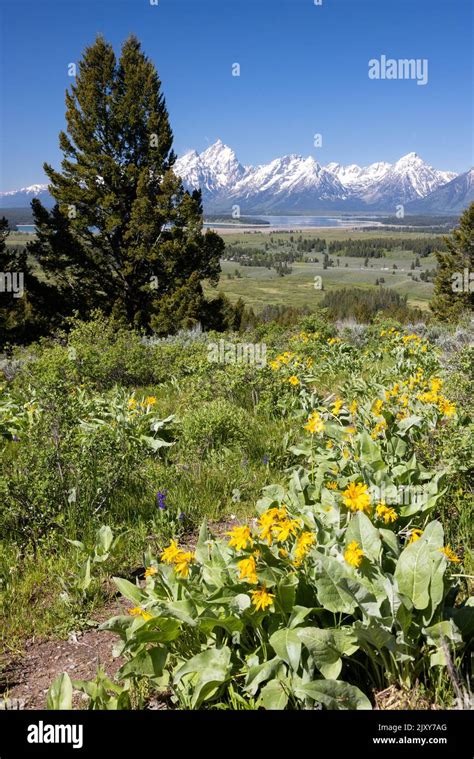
top-left (327, 237), bottom-right (447, 257)
top-left (321, 287), bottom-right (423, 323)
top-left (0, 207), bottom-right (35, 228)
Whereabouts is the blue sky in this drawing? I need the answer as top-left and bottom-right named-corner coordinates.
top-left (0, 0), bottom-right (472, 190)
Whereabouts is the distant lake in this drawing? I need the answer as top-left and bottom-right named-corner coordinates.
top-left (17, 216), bottom-right (380, 234)
top-left (204, 215), bottom-right (380, 229)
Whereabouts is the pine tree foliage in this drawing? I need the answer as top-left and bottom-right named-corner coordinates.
top-left (430, 203), bottom-right (474, 321)
top-left (30, 35), bottom-right (224, 332)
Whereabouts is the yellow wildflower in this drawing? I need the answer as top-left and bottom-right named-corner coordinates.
top-left (174, 551), bottom-right (194, 578)
top-left (349, 399), bottom-right (358, 415)
top-left (332, 398), bottom-right (343, 415)
top-left (269, 360), bottom-right (280, 371)
top-left (439, 546), bottom-right (460, 563)
top-left (438, 396), bottom-right (456, 417)
top-left (145, 396), bottom-right (157, 406)
top-left (294, 531), bottom-right (316, 565)
top-left (375, 502), bottom-right (398, 524)
top-left (251, 584), bottom-right (275, 612)
top-left (238, 555), bottom-right (258, 584)
top-left (288, 375), bottom-right (300, 386)
top-left (371, 419), bottom-right (387, 439)
top-left (304, 411), bottom-right (325, 434)
top-left (128, 397), bottom-right (137, 409)
top-left (344, 541), bottom-right (364, 568)
top-left (227, 525), bottom-right (254, 551)
top-left (327, 480), bottom-right (338, 490)
top-left (144, 566), bottom-right (158, 578)
top-left (161, 539), bottom-right (181, 564)
top-left (326, 440), bottom-right (334, 449)
top-left (408, 528), bottom-right (423, 544)
top-left (274, 517), bottom-right (301, 543)
top-left (328, 337), bottom-right (341, 346)
top-left (372, 398), bottom-right (384, 416)
top-left (342, 482), bottom-right (372, 514)
top-left (129, 607), bottom-right (152, 621)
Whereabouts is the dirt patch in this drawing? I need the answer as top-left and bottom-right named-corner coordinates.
top-left (0, 517), bottom-right (242, 710)
top-left (1, 597), bottom-right (129, 710)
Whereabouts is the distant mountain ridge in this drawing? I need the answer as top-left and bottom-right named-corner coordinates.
top-left (1, 141), bottom-right (472, 213)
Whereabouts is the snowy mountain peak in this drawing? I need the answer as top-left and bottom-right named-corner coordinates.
top-left (2, 143), bottom-right (466, 213)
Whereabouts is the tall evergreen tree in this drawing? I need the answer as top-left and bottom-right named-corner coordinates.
top-left (30, 35), bottom-right (223, 332)
top-left (430, 203), bottom-right (474, 321)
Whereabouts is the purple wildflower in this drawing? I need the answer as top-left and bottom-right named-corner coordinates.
top-left (156, 490), bottom-right (167, 510)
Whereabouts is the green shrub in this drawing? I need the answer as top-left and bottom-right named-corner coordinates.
top-left (181, 399), bottom-right (254, 454)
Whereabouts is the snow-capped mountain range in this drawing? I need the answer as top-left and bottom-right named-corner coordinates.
top-left (173, 141), bottom-right (463, 212)
top-left (1, 141), bottom-right (472, 213)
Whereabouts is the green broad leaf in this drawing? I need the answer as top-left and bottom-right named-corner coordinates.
top-left (397, 415), bottom-right (422, 433)
top-left (297, 627), bottom-right (357, 679)
top-left (160, 599), bottom-right (197, 626)
top-left (78, 557), bottom-right (91, 591)
top-left (345, 511), bottom-right (382, 562)
top-left (47, 672), bottom-right (73, 710)
top-left (112, 577), bottom-right (143, 604)
top-left (315, 555), bottom-right (356, 614)
top-left (198, 615), bottom-right (243, 636)
top-left (293, 679), bottom-right (371, 710)
top-left (173, 646), bottom-right (232, 709)
top-left (244, 657), bottom-right (284, 696)
top-left (95, 525), bottom-right (114, 554)
top-left (420, 520), bottom-right (444, 549)
top-left (229, 593), bottom-right (251, 614)
top-left (269, 629), bottom-right (302, 672)
top-left (118, 647), bottom-right (168, 679)
top-left (446, 606), bottom-right (474, 642)
top-left (359, 431), bottom-right (382, 463)
top-left (140, 435), bottom-right (173, 451)
top-left (423, 620), bottom-right (463, 646)
top-left (353, 621), bottom-right (396, 652)
top-left (194, 519), bottom-right (209, 564)
top-left (259, 678), bottom-right (289, 710)
top-left (276, 573), bottom-right (299, 613)
top-left (394, 540), bottom-right (432, 610)
top-left (288, 605), bottom-right (315, 628)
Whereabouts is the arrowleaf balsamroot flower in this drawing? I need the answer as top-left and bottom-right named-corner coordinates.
top-left (227, 525), bottom-right (254, 551)
top-left (408, 528), bottom-right (423, 544)
top-left (342, 482), bottom-right (372, 515)
top-left (344, 541), bottom-right (364, 568)
top-left (238, 555), bottom-right (258, 584)
top-left (332, 398), bottom-right (343, 415)
top-left (144, 566), bottom-right (158, 578)
top-left (174, 551), bottom-right (194, 578)
top-left (375, 502), bottom-right (398, 524)
top-left (251, 584), bottom-right (275, 612)
top-left (372, 399), bottom-right (384, 417)
top-left (274, 517), bottom-right (301, 543)
top-left (161, 540), bottom-right (181, 563)
top-left (129, 607), bottom-right (152, 621)
top-left (439, 546), bottom-right (460, 563)
top-left (288, 375), bottom-right (300, 386)
top-left (294, 531), bottom-right (316, 565)
top-left (304, 411), bottom-right (325, 434)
